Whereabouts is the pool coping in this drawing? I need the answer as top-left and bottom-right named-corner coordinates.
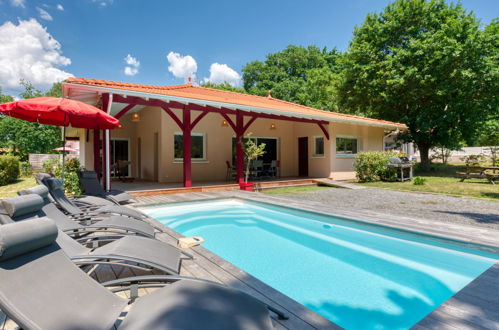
top-left (132, 191), bottom-right (499, 329)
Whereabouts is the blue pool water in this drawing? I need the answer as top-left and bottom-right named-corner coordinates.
top-left (141, 199), bottom-right (498, 329)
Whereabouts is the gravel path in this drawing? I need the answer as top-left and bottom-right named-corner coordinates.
top-left (269, 187), bottom-right (499, 230)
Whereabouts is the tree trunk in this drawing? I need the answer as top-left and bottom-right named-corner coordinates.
top-left (418, 143), bottom-right (431, 170)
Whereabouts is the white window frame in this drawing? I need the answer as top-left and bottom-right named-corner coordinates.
top-left (335, 135), bottom-right (360, 158)
top-left (173, 132), bottom-right (207, 162)
top-left (312, 136), bottom-right (325, 158)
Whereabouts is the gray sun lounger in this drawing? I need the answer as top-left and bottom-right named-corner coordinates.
top-left (42, 176), bottom-right (147, 221)
top-left (78, 170), bottom-right (135, 205)
top-left (15, 185), bottom-right (155, 239)
top-left (0, 218), bottom-right (281, 329)
top-left (0, 196), bottom-right (188, 275)
top-left (35, 172), bottom-right (116, 207)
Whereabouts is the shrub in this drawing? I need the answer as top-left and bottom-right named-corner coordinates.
top-left (19, 161), bottom-right (32, 177)
top-left (354, 151), bottom-right (399, 182)
top-left (461, 154), bottom-right (486, 166)
top-left (0, 155), bottom-right (20, 185)
top-left (413, 176), bottom-right (426, 185)
top-left (53, 157), bottom-right (82, 196)
top-left (42, 157), bottom-right (59, 174)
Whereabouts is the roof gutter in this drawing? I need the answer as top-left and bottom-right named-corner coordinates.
top-left (63, 82), bottom-right (406, 130)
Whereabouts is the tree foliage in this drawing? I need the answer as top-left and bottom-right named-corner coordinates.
top-left (337, 0), bottom-right (497, 167)
top-left (0, 82), bottom-right (63, 160)
top-left (242, 45), bottom-right (341, 111)
top-left (201, 81), bottom-right (246, 93)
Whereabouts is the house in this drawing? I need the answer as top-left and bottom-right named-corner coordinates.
top-left (62, 78), bottom-right (406, 189)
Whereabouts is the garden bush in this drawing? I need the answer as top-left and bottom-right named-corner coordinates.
top-left (19, 161), bottom-right (32, 177)
top-left (354, 151), bottom-right (399, 182)
top-left (413, 176), bottom-right (427, 185)
top-left (0, 155), bottom-right (20, 185)
top-left (53, 157), bottom-right (83, 196)
top-left (42, 157), bottom-right (59, 174)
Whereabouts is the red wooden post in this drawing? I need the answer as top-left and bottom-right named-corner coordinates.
top-left (235, 112), bottom-right (245, 183)
top-left (183, 107), bottom-right (192, 187)
top-left (93, 129), bottom-right (101, 180)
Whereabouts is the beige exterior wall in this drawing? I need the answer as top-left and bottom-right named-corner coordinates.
top-left (329, 122), bottom-right (385, 180)
top-left (79, 106), bottom-right (386, 183)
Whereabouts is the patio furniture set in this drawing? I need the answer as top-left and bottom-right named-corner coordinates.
top-left (0, 172), bottom-right (288, 329)
top-left (226, 160), bottom-right (280, 181)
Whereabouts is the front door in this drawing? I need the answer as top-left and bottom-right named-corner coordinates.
top-left (298, 137), bottom-right (308, 177)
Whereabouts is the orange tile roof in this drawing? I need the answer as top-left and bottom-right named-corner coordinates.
top-left (65, 78), bottom-right (406, 128)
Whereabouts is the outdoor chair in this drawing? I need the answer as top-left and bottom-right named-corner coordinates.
top-left (0, 196), bottom-right (189, 276)
top-left (16, 185), bottom-right (155, 239)
top-left (78, 170), bottom-right (135, 204)
top-left (42, 176), bottom-right (148, 222)
top-left (251, 160), bottom-right (264, 179)
top-left (0, 218), bottom-right (282, 329)
top-left (35, 172), bottom-right (116, 206)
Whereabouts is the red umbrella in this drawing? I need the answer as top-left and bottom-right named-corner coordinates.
top-left (0, 97), bottom-right (119, 129)
top-left (0, 97), bottom-right (120, 182)
top-left (53, 146), bottom-right (78, 153)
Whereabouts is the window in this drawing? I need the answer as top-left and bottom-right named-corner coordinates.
top-left (313, 137), bottom-right (325, 157)
top-left (336, 137), bottom-right (358, 155)
top-left (174, 133), bottom-right (206, 160)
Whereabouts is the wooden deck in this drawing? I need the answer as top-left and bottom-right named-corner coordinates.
top-left (2, 190), bottom-right (498, 329)
top-left (113, 177), bottom-right (321, 197)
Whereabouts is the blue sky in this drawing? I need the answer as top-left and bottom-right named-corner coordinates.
top-left (0, 0), bottom-right (497, 95)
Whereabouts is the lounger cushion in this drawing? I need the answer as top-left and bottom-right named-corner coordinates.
top-left (1, 194), bottom-right (44, 218)
top-left (121, 280), bottom-right (273, 330)
top-left (80, 171), bottom-right (99, 179)
top-left (0, 217), bottom-right (57, 261)
top-left (43, 177), bottom-right (64, 191)
top-left (18, 185), bottom-right (50, 200)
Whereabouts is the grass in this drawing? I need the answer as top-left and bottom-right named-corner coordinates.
top-left (0, 176), bottom-right (36, 198)
top-left (357, 163), bottom-right (498, 199)
top-left (262, 185), bottom-right (332, 194)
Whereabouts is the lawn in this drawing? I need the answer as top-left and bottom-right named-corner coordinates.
top-left (357, 164), bottom-right (498, 199)
top-left (262, 185), bottom-right (331, 194)
top-left (0, 176), bottom-right (37, 198)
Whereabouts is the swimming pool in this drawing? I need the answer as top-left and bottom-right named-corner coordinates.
top-left (141, 199), bottom-right (498, 329)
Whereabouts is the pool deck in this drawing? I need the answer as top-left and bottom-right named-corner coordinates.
top-left (1, 190), bottom-right (498, 329)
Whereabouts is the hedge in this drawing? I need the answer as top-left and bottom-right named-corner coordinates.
top-left (0, 155), bottom-right (20, 185)
top-left (354, 151), bottom-right (400, 182)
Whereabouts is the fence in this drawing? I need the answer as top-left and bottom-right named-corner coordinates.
top-left (28, 154), bottom-right (78, 172)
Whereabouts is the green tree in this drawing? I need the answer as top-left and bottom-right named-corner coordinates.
top-left (337, 0), bottom-right (497, 168)
top-left (242, 45), bottom-right (341, 110)
top-left (0, 82), bottom-right (62, 160)
top-left (201, 81), bottom-right (246, 93)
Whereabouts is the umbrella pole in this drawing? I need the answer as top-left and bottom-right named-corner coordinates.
top-left (61, 114), bottom-right (66, 184)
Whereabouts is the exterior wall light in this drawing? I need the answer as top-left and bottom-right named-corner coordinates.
top-left (131, 113), bottom-right (140, 122)
top-left (221, 120), bottom-right (228, 127)
top-left (118, 124), bottom-right (123, 129)
top-left (270, 123), bottom-right (277, 130)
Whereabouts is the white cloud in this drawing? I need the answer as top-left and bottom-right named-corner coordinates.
top-left (203, 63), bottom-right (241, 86)
top-left (56, 4), bottom-right (64, 11)
top-left (92, 0), bottom-right (113, 7)
top-left (0, 19), bottom-right (73, 92)
top-left (37, 7), bottom-right (53, 21)
top-left (10, 0), bottom-right (25, 8)
top-left (123, 54), bottom-right (140, 76)
top-left (166, 51), bottom-right (197, 81)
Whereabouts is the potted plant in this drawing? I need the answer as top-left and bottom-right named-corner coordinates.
top-left (239, 135), bottom-right (266, 191)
